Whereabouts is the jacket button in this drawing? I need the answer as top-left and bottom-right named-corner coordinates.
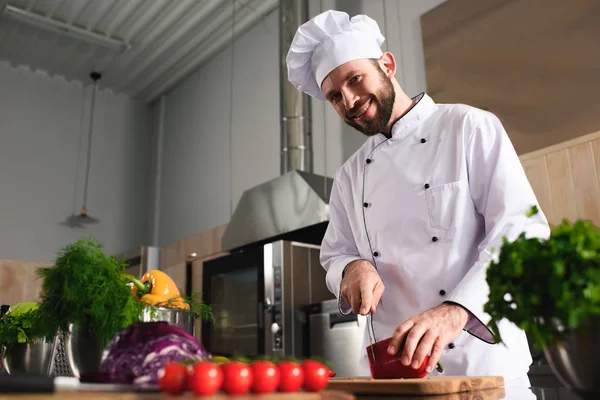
top-left (424, 183), bottom-right (430, 189)
top-left (363, 202), bottom-right (369, 208)
top-left (366, 158), bottom-right (372, 164)
top-left (373, 251), bottom-right (379, 257)
top-left (448, 343), bottom-right (455, 349)
top-left (421, 138), bottom-right (427, 143)
top-left (432, 236), bottom-right (438, 242)
top-left (439, 289), bottom-right (446, 296)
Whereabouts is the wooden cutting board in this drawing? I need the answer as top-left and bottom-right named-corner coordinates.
top-left (326, 375), bottom-right (504, 396)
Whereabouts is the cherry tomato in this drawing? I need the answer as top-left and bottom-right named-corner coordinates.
top-left (328, 369), bottom-right (336, 377)
top-left (158, 362), bottom-right (188, 395)
top-left (278, 361), bottom-right (304, 392)
top-left (302, 359), bottom-right (330, 392)
top-left (188, 361), bottom-right (224, 396)
top-left (221, 361), bottom-right (253, 395)
top-left (251, 360), bottom-right (280, 394)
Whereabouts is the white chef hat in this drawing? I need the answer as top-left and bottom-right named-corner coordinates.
top-left (286, 10), bottom-right (385, 101)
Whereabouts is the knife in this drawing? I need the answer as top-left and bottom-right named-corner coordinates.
top-left (367, 313), bottom-right (377, 363)
top-left (0, 374), bottom-right (159, 393)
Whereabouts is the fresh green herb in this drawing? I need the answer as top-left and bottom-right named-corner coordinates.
top-left (484, 206), bottom-right (600, 350)
top-left (0, 309), bottom-right (43, 347)
top-left (145, 293), bottom-right (215, 323)
top-left (35, 238), bottom-right (146, 348)
top-left (181, 293), bottom-right (215, 323)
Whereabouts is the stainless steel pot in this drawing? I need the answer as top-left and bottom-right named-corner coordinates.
top-left (140, 306), bottom-right (195, 336)
top-left (1, 339), bottom-right (55, 375)
top-left (62, 308), bottom-right (195, 378)
top-left (544, 317), bottom-right (600, 398)
top-left (63, 323), bottom-right (104, 378)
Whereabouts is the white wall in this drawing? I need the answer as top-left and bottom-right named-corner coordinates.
top-left (0, 62), bottom-right (154, 263)
top-left (156, 0), bottom-right (447, 247)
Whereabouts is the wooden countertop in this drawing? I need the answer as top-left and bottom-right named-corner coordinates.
top-left (0, 391), bottom-right (355, 400)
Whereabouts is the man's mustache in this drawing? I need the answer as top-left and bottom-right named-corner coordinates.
top-left (347, 97), bottom-right (373, 119)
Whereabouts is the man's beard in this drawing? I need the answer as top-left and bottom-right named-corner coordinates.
top-left (344, 70), bottom-right (395, 137)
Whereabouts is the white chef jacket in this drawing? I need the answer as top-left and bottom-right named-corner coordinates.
top-left (320, 93), bottom-right (551, 380)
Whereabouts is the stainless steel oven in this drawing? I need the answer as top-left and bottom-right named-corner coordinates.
top-left (201, 240), bottom-right (335, 358)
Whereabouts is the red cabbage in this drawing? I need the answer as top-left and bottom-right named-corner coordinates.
top-left (99, 321), bottom-right (210, 385)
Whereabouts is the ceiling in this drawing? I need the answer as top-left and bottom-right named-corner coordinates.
top-left (0, 0), bottom-right (278, 103)
top-left (421, 0), bottom-right (600, 155)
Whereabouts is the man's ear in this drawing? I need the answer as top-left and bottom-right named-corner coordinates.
top-left (379, 52), bottom-right (396, 79)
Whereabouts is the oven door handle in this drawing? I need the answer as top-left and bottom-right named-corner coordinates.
top-left (258, 300), bottom-right (265, 329)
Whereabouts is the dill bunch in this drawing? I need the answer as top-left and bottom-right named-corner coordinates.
top-left (36, 237), bottom-right (145, 348)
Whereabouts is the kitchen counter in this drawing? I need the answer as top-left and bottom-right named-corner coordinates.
top-left (0, 386), bottom-right (590, 400)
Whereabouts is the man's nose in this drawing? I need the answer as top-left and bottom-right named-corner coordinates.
top-left (342, 90), bottom-right (359, 110)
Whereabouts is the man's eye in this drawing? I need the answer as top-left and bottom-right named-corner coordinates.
top-left (351, 75), bottom-right (360, 83)
top-left (330, 93), bottom-right (341, 102)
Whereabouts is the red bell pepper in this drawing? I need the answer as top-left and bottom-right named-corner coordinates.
top-left (366, 337), bottom-right (443, 379)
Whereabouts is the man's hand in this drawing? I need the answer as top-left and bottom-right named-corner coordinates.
top-left (340, 259), bottom-right (384, 315)
top-left (387, 303), bottom-right (470, 373)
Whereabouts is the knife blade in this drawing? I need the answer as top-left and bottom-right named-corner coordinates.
top-left (368, 313), bottom-right (376, 364)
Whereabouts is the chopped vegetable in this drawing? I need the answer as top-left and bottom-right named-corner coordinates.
top-left (99, 321), bottom-right (210, 385)
top-left (366, 337), bottom-right (443, 379)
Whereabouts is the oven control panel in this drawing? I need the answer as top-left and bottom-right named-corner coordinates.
top-left (272, 265), bottom-right (283, 349)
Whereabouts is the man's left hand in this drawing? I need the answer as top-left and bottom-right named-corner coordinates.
top-left (387, 303), bottom-right (470, 373)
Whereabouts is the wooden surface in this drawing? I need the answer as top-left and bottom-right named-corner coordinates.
top-left (519, 129), bottom-right (600, 228)
top-left (326, 375), bottom-right (504, 395)
top-left (0, 390), bottom-right (354, 400)
top-left (160, 224), bottom-right (227, 268)
top-left (421, 0), bottom-right (600, 155)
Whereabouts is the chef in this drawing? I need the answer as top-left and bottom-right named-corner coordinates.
top-left (286, 9), bottom-right (550, 390)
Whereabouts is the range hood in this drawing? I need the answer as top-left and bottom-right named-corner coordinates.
top-left (221, 170), bottom-right (333, 251)
top-left (222, 0), bottom-right (333, 252)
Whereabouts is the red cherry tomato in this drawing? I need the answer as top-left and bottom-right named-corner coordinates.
top-left (188, 361), bottom-right (224, 396)
top-left (251, 360), bottom-right (280, 394)
top-left (328, 369), bottom-right (336, 377)
top-left (158, 362), bottom-right (188, 395)
top-left (302, 359), bottom-right (330, 392)
top-left (278, 361), bottom-right (304, 392)
top-left (221, 361), bottom-right (253, 395)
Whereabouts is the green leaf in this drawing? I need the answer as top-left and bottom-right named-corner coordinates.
top-left (484, 211), bottom-right (600, 350)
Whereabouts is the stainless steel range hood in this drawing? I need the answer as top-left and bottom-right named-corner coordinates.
top-left (222, 0), bottom-right (333, 252)
top-left (221, 170), bottom-right (332, 251)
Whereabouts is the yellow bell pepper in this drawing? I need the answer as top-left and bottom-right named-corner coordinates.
top-left (126, 270), bottom-right (189, 310)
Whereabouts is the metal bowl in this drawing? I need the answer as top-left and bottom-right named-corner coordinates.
top-left (61, 308), bottom-right (195, 378)
top-left (1, 339), bottom-right (55, 376)
top-left (140, 306), bottom-right (195, 336)
top-left (543, 317), bottom-right (600, 398)
top-left (63, 323), bottom-right (104, 378)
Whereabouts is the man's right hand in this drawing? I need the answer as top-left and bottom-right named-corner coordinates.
top-left (340, 259), bottom-right (385, 315)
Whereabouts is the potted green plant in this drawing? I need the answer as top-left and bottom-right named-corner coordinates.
top-left (0, 302), bottom-right (55, 375)
top-left (35, 238), bottom-right (146, 377)
top-left (485, 206), bottom-right (600, 397)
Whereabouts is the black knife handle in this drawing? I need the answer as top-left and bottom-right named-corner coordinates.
top-left (0, 374), bottom-right (54, 393)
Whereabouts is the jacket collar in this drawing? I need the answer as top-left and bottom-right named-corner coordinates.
top-left (388, 92), bottom-right (438, 140)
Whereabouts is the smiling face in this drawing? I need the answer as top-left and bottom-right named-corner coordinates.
top-left (321, 56), bottom-right (396, 137)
